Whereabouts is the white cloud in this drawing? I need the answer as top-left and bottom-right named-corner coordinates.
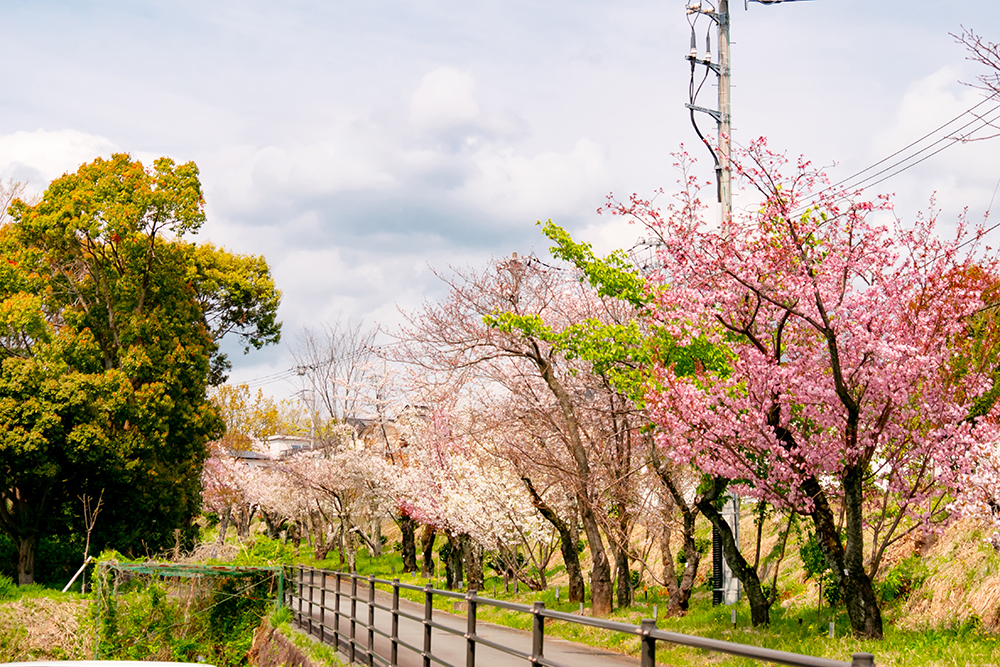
top-left (870, 67), bottom-right (1000, 223)
top-left (410, 67), bottom-right (480, 128)
top-left (880, 67), bottom-right (982, 152)
top-left (0, 129), bottom-right (119, 193)
top-left (457, 137), bottom-right (611, 222)
top-left (5, 1), bottom-right (999, 402)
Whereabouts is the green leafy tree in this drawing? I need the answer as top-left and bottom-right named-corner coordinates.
top-left (0, 154), bottom-right (281, 584)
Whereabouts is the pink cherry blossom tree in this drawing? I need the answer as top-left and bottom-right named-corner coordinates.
top-left (617, 141), bottom-right (1000, 639)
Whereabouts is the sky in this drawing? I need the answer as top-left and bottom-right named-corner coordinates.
top-left (2, 0), bottom-right (1000, 400)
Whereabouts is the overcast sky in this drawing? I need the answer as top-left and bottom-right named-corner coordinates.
top-left (3, 0), bottom-right (1000, 400)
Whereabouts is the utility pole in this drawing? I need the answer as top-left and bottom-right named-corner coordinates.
top-left (685, 0), bottom-right (732, 226)
top-left (684, 0), bottom-right (806, 609)
top-left (717, 0), bottom-right (732, 226)
top-left (685, 0), bottom-right (738, 607)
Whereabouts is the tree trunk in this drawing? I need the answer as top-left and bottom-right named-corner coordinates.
top-left (530, 344), bottom-right (611, 613)
top-left (442, 533), bottom-right (464, 590)
top-left (261, 510), bottom-right (280, 540)
top-left (521, 477), bottom-right (584, 602)
top-left (17, 534), bottom-right (36, 586)
top-left (696, 476), bottom-right (772, 626)
top-left (579, 496), bottom-right (613, 615)
top-left (660, 525), bottom-right (679, 611)
top-left (314, 529), bottom-right (332, 561)
top-left (459, 534), bottom-right (483, 591)
top-left (211, 506), bottom-right (232, 558)
top-left (660, 517), bottom-right (701, 616)
top-left (398, 514), bottom-right (418, 573)
top-left (236, 504), bottom-right (255, 538)
top-left (333, 526), bottom-right (344, 566)
top-left (613, 539), bottom-right (632, 608)
top-left (420, 525), bottom-right (437, 578)
top-left (344, 526), bottom-right (358, 573)
top-left (290, 521), bottom-right (302, 555)
top-left (650, 445), bottom-right (701, 615)
top-left (803, 470), bottom-right (883, 639)
top-left (369, 520), bottom-right (383, 558)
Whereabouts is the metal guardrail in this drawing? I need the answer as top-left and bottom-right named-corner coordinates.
top-left (287, 566), bottom-right (876, 667)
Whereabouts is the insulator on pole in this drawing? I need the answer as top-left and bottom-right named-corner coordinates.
top-left (690, 27), bottom-right (698, 58)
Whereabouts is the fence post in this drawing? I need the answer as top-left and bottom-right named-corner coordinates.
top-left (466, 590), bottom-right (477, 667)
top-left (423, 583), bottom-right (433, 667)
top-left (640, 618), bottom-right (657, 667)
top-left (308, 568), bottom-right (315, 637)
top-left (531, 601), bottom-right (545, 665)
top-left (334, 573), bottom-right (342, 653)
top-left (320, 574), bottom-right (326, 645)
top-left (392, 579), bottom-right (400, 667)
top-left (350, 574), bottom-right (359, 664)
top-left (277, 568), bottom-right (285, 610)
top-left (295, 567), bottom-right (305, 628)
top-left (851, 653), bottom-right (876, 667)
top-left (367, 575), bottom-right (376, 667)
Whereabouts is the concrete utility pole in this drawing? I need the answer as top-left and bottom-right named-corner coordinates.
top-left (684, 0), bottom-right (806, 609)
top-left (717, 0), bottom-right (732, 226)
top-left (685, 0), bottom-right (732, 226)
top-left (685, 0), bottom-right (738, 607)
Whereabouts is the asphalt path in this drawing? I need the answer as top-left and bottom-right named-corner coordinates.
top-left (290, 574), bottom-right (640, 667)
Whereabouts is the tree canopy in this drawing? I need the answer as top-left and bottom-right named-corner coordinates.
top-left (0, 154), bottom-right (281, 584)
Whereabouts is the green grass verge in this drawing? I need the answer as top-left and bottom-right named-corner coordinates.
top-left (233, 532), bottom-right (1000, 667)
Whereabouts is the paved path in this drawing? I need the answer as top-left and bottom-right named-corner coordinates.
top-left (290, 574), bottom-right (639, 667)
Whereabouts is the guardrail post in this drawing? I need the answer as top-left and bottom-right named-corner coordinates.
top-left (851, 653), bottom-right (876, 667)
top-left (423, 583), bottom-right (433, 667)
top-left (308, 568), bottom-right (315, 636)
top-left (466, 590), bottom-right (477, 667)
top-left (640, 618), bottom-right (656, 667)
top-left (334, 573), bottom-right (342, 653)
top-left (350, 574), bottom-right (359, 664)
top-left (392, 579), bottom-right (400, 667)
top-left (367, 575), bottom-right (376, 667)
top-left (531, 601), bottom-right (545, 665)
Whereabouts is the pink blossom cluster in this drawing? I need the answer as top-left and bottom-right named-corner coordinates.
top-left (615, 141), bottom-right (1000, 533)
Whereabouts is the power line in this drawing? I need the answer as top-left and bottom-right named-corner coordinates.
top-left (819, 94), bottom-right (1000, 198)
top-left (240, 341), bottom-right (404, 390)
top-left (777, 98), bottom-right (1000, 218)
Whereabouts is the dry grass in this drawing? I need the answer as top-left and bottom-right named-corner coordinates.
top-left (186, 540), bottom-right (242, 563)
top-left (899, 518), bottom-right (1000, 632)
top-left (0, 597), bottom-right (93, 661)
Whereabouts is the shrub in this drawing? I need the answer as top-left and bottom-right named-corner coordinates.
top-left (876, 555), bottom-right (929, 605)
top-left (94, 567), bottom-right (275, 667)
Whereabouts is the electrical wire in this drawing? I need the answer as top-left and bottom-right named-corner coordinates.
top-left (846, 105), bottom-right (1000, 193)
top-left (753, 100), bottom-right (1000, 225)
top-left (818, 93), bottom-right (1000, 197)
top-left (241, 341), bottom-right (406, 391)
top-left (985, 171), bottom-right (1000, 219)
top-left (786, 100), bottom-right (1000, 215)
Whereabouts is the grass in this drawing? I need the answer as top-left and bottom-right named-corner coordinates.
top-left (251, 531), bottom-right (1000, 667)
